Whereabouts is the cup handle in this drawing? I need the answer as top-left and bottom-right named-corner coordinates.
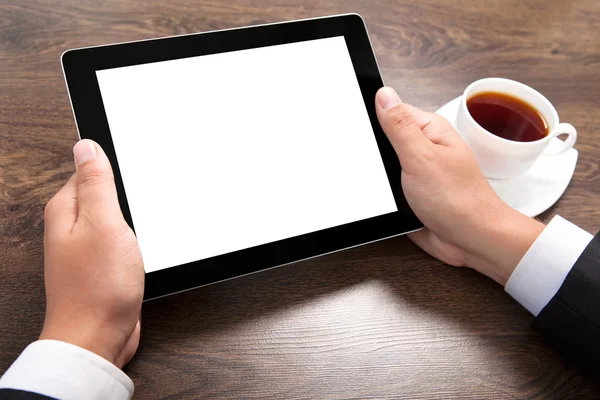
top-left (542, 123), bottom-right (577, 156)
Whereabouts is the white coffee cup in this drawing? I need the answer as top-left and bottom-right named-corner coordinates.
top-left (455, 78), bottom-right (577, 179)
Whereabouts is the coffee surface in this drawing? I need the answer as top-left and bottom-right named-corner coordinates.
top-left (467, 91), bottom-right (548, 142)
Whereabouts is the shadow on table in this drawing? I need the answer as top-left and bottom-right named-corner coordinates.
top-left (137, 233), bottom-right (599, 390)
top-left (140, 235), bottom-right (514, 334)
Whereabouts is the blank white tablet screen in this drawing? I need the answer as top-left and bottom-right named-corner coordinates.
top-left (96, 36), bottom-right (397, 273)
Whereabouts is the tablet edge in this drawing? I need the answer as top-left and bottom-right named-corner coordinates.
top-left (143, 226), bottom-right (423, 302)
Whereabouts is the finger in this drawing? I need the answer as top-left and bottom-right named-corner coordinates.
top-left (44, 174), bottom-right (78, 233)
top-left (375, 87), bottom-right (432, 165)
top-left (403, 104), bottom-right (462, 146)
top-left (73, 139), bottom-right (122, 224)
top-left (408, 229), bottom-right (437, 255)
top-left (402, 104), bottom-right (439, 131)
top-left (118, 318), bottom-right (141, 368)
top-left (408, 229), bottom-right (464, 267)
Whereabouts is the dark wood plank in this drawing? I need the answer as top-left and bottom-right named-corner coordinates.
top-left (1, 0), bottom-right (599, 398)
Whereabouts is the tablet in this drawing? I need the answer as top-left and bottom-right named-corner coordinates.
top-left (61, 14), bottom-right (423, 300)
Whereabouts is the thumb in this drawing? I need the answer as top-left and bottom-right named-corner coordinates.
top-left (375, 87), bottom-right (432, 166)
top-left (73, 139), bottom-right (122, 224)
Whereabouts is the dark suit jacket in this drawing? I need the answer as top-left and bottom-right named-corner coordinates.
top-left (532, 231), bottom-right (600, 369)
top-left (0, 389), bottom-right (54, 399)
top-left (2, 232), bottom-right (599, 399)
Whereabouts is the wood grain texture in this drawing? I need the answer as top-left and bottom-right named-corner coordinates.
top-left (1, 0), bottom-right (599, 398)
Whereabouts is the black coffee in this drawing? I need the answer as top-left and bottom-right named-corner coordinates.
top-left (467, 91), bottom-right (548, 142)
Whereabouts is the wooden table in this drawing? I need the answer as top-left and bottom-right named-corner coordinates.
top-left (1, 0), bottom-right (599, 398)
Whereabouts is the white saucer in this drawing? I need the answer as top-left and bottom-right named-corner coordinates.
top-left (435, 96), bottom-right (578, 217)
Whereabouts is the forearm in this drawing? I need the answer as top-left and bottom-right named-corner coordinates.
top-left (466, 212), bottom-right (599, 368)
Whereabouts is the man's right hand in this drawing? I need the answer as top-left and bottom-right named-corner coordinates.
top-left (41, 139), bottom-right (144, 368)
top-left (375, 87), bottom-right (545, 286)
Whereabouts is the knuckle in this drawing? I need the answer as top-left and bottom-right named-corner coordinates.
top-left (389, 106), bottom-right (415, 131)
top-left (80, 209), bottom-right (116, 230)
top-left (77, 168), bottom-right (107, 188)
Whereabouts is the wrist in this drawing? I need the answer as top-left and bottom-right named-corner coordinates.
top-left (461, 201), bottom-right (545, 286)
top-left (40, 317), bottom-right (122, 367)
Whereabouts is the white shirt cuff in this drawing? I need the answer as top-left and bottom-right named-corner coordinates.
top-left (505, 215), bottom-right (593, 316)
top-left (0, 340), bottom-right (133, 400)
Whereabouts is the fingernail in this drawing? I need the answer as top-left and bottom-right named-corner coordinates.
top-left (73, 140), bottom-right (97, 166)
top-left (377, 87), bottom-right (402, 110)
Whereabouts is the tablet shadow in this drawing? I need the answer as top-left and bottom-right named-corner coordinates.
top-left (135, 234), bottom-right (600, 393)
top-left (139, 235), bottom-right (500, 341)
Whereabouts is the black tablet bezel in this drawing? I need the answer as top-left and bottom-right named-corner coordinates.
top-left (61, 14), bottom-right (423, 300)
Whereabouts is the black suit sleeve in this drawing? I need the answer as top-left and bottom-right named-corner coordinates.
top-left (532, 231), bottom-right (600, 369)
top-left (0, 389), bottom-right (55, 400)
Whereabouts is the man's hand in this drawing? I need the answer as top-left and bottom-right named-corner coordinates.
top-left (375, 87), bottom-right (545, 285)
top-left (40, 139), bottom-right (144, 368)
